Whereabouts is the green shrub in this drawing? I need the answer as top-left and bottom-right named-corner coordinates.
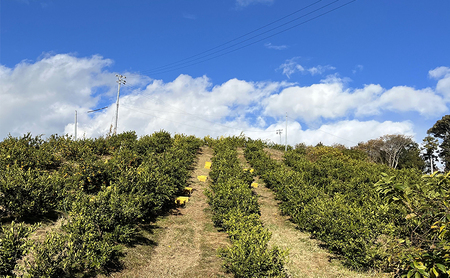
top-left (0, 165), bottom-right (58, 219)
top-left (0, 133), bottom-right (60, 172)
top-left (26, 223), bottom-right (121, 278)
top-left (207, 139), bottom-right (287, 277)
top-left (0, 221), bottom-right (35, 277)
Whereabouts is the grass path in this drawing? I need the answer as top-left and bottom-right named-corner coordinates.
top-left (105, 146), bottom-right (231, 278)
top-left (236, 148), bottom-right (390, 278)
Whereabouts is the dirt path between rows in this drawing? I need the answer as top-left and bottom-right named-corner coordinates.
top-left (236, 148), bottom-right (389, 278)
top-left (106, 146), bottom-right (231, 278)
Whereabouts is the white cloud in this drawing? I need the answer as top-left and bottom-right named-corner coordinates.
top-left (429, 66), bottom-right (450, 79)
top-left (265, 76), bottom-right (447, 121)
top-left (236, 0), bottom-right (274, 7)
top-left (429, 66), bottom-right (450, 98)
top-left (249, 120), bottom-right (415, 148)
top-left (376, 86), bottom-right (446, 116)
top-left (278, 57), bottom-right (335, 78)
top-left (352, 64), bottom-right (364, 74)
top-left (264, 81), bottom-right (383, 121)
top-left (264, 43), bottom-right (288, 50)
top-left (1, 53), bottom-right (448, 148)
top-left (0, 54), bottom-right (115, 138)
top-left (296, 120), bottom-right (415, 147)
top-left (308, 65), bottom-right (336, 76)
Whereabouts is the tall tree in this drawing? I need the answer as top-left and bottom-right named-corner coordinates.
top-left (421, 136), bottom-right (439, 174)
top-left (379, 134), bottom-right (414, 169)
top-left (427, 115), bottom-right (450, 171)
top-left (355, 134), bottom-right (424, 170)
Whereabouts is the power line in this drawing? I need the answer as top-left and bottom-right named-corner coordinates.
top-left (87, 106), bottom-right (109, 113)
top-left (141, 0), bottom-right (324, 75)
top-left (142, 0), bottom-right (357, 76)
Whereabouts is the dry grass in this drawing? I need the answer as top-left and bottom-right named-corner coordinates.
top-left (235, 148), bottom-right (392, 278)
top-left (264, 148), bottom-right (285, 162)
top-left (101, 146), bottom-right (231, 278)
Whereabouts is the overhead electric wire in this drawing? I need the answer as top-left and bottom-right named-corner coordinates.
top-left (142, 0), bottom-right (357, 76)
top-left (142, 0), bottom-right (323, 74)
top-left (87, 106), bottom-right (109, 113)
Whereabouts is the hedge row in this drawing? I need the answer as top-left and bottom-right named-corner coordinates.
top-left (206, 138), bottom-right (287, 278)
top-left (0, 131), bottom-right (202, 277)
top-left (244, 140), bottom-right (423, 273)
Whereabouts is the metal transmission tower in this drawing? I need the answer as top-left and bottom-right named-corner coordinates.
top-left (114, 74), bottom-right (126, 135)
top-left (276, 129), bottom-right (283, 144)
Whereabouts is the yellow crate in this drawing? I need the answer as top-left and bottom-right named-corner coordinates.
top-left (204, 161), bottom-right (212, 169)
top-left (175, 196), bottom-right (189, 206)
top-left (197, 175), bottom-right (208, 182)
top-left (251, 182), bottom-right (258, 188)
top-left (184, 187), bottom-right (193, 195)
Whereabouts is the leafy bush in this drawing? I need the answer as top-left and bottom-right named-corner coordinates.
top-left (0, 131), bottom-right (203, 277)
top-left (26, 222), bottom-right (121, 278)
top-left (0, 133), bottom-right (60, 172)
top-left (0, 221), bottom-right (35, 277)
top-left (207, 138), bottom-right (287, 277)
top-left (0, 165), bottom-right (58, 219)
top-left (376, 172), bottom-right (450, 277)
top-left (244, 140), bottom-right (416, 271)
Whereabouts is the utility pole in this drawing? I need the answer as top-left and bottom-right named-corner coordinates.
top-left (430, 156), bottom-right (434, 174)
top-left (285, 113), bottom-right (288, 151)
top-left (114, 74), bottom-right (126, 135)
top-left (276, 129), bottom-right (283, 145)
top-left (74, 110), bottom-right (77, 141)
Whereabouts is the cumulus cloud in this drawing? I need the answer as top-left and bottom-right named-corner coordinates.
top-left (264, 76), bottom-right (447, 121)
top-left (1, 53), bottom-right (448, 148)
top-left (278, 57), bottom-right (335, 78)
top-left (247, 120), bottom-right (415, 148)
top-left (0, 54), bottom-right (115, 137)
top-left (429, 66), bottom-right (450, 98)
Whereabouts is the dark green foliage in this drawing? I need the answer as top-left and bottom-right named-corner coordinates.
top-left (0, 131), bottom-right (203, 277)
top-left (136, 130), bottom-right (173, 155)
top-left (376, 172), bottom-right (450, 277)
top-left (27, 224), bottom-right (121, 278)
top-left (0, 222), bottom-right (35, 277)
top-left (244, 140), bottom-right (423, 271)
top-left (0, 133), bottom-right (60, 172)
top-left (0, 165), bottom-right (59, 219)
top-left (428, 115), bottom-right (450, 171)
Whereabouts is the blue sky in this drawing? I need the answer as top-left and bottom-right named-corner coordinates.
top-left (1, 0), bottom-right (450, 147)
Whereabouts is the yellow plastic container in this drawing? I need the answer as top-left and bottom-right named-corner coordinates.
top-left (184, 187), bottom-right (193, 195)
top-left (175, 196), bottom-right (189, 206)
